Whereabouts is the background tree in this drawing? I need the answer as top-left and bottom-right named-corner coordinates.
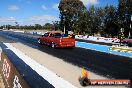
top-left (95, 7), bottom-right (106, 36)
top-left (52, 21), bottom-right (60, 31)
top-left (117, 0), bottom-right (132, 38)
top-left (117, 0), bottom-right (127, 34)
top-left (104, 5), bottom-right (118, 37)
top-left (34, 24), bottom-right (42, 30)
top-left (87, 5), bottom-right (96, 35)
top-left (123, 0), bottom-right (132, 37)
top-left (59, 0), bottom-right (87, 34)
top-left (43, 23), bottom-right (54, 30)
top-left (0, 25), bottom-right (3, 29)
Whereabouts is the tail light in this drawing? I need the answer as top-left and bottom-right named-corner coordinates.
top-left (60, 39), bottom-right (62, 42)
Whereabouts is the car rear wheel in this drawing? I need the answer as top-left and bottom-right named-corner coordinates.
top-left (51, 42), bottom-right (55, 48)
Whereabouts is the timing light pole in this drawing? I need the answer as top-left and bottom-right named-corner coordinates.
top-left (119, 28), bottom-right (124, 46)
top-left (128, 15), bottom-right (132, 38)
top-left (64, 19), bottom-right (66, 34)
top-left (63, 9), bottom-right (67, 34)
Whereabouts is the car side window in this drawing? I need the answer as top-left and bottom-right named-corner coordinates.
top-left (53, 33), bottom-right (62, 38)
top-left (43, 33), bottom-right (49, 37)
top-left (49, 33), bottom-right (53, 37)
top-left (52, 34), bottom-right (55, 37)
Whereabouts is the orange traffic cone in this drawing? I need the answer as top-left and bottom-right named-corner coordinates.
top-left (81, 67), bottom-right (88, 78)
top-left (79, 67), bottom-right (91, 86)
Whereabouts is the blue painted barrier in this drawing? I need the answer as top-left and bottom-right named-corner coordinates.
top-left (75, 41), bottom-right (132, 58)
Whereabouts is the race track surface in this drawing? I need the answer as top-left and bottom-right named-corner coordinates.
top-left (0, 31), bottom-right (132, 82)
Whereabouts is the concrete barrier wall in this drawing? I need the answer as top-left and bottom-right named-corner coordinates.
top-left (0, 43), bottom-right (55, 88)
top-left (1, 51), bottom-right (30, 88)
top-left (0, 42), bottom-right (77, 88)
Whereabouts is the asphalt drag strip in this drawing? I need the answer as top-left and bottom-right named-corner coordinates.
top-left (0, 33), bottom-right (125, 88)
top-left (0, 31), bottom-right (132, 87)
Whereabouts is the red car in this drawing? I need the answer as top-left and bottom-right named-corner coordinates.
top-left (38, 32), bottom-right (75, 48)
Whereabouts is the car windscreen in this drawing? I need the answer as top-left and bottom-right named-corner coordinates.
top-left (53, 33), bottom-right (62, 38)
top-left (61, 34), bottom-right (69, 38)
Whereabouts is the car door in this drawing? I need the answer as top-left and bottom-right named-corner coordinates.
top-left (47, 33), bottom-right (54, 44)
top-left (41, 33), bottom-right (49, 44)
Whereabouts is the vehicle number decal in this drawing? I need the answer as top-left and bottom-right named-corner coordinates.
top-left (2, 59), bottom-right (11, 79)
top-left (13, 75), bottom-right (22, 88)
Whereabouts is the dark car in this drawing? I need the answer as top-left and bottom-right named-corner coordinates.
top-left (122, 38), bottom-right (132, 47)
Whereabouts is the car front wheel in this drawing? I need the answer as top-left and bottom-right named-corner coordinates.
top-left (38, 39), bottom-right (41, 44)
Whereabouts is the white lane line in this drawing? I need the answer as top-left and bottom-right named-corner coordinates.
top-left (4, 43), bottom-right (77, 88)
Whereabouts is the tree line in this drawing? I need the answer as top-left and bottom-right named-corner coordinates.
top-left (0, 22), bottom-right (60, 31)
top-left (0, 0), bottom-right (131, 38)
top-left (58, 0), bottom-right (132, 38)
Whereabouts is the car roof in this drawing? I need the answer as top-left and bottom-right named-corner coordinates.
top-left (47, 32), bottom-right (61, 34)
